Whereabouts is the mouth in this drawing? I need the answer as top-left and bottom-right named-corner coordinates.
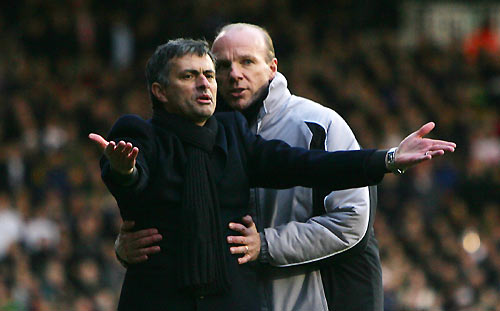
top-left (229, 88), bottom-right (246, 98)
top-left (196, 94), bottom-right (212, 104)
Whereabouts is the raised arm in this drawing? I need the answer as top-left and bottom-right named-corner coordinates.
top-left (91, 115), bottom-right (157, 199)
top-left (229, 114), bottom-right (455, 264)
top-left (91, 115), bottom-right (160, 266)
top-left (239, 112), bottom-right (455, 190)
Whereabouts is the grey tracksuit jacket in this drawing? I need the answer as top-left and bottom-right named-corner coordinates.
top-left (251, 72), bottom-right (382, 311)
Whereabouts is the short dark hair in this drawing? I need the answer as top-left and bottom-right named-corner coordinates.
top-left (145, 38), bottom-right (215, 110)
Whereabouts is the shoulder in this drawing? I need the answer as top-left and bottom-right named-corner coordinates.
top-left (113, 114), bottom-right (150, 127)
top-left (108, 114), bottom-right (153, 139)
top-left (286, 96), bottom-right (359, 149)
top-left (287, 96), bottom-right (348, 129)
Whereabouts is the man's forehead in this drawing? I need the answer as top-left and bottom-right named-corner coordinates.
top-left (170, 53), bottom-right (215, 71)
top-left (212, 28), bottom-right (267, 57)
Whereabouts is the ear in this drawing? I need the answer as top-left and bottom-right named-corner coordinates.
top-left (151, 82), bottom-right (168, 104)
top-left (269, 58), bottom-right (278, 79)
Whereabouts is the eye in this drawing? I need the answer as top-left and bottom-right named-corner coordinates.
top-left (205, 73), bottom-right (215, 80)
top-left (182, 73), bottom-right (194, 79)
top-left (242, 59), bottom-right (254, 65)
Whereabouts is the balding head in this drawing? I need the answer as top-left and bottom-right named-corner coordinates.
top-left (214, 23), bottom-right (275, 62)
top-left (211, 23), bottom-right (278, 111)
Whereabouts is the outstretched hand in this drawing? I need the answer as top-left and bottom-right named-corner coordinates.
top-left (89, 133), bottom-right (139, 175)
top-left (227, 215), bottom-right (260, 264)
top-left (395, 122), bottom-right (456, 171)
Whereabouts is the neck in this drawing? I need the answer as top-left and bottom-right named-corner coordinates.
top-left (241, 82), bottom-right (270, 125)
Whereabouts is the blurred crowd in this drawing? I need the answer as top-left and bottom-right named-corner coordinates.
top-left (0, 1), bottom-right (499, 310)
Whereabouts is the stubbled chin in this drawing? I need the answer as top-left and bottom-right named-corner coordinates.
top-left (228, 99), bottom-right (252, 111)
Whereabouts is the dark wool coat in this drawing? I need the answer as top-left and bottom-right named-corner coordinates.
top-left (100, 111), bottom-right (387, 311)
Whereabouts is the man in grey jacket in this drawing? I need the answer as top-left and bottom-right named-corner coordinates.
top-left (211, 23), bottom-right (379, 311)
top-left (114, 24), bottom-right (446, 310)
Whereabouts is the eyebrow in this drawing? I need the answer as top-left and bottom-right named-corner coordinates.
top-left (216, 54), bottom-right (258, 63)
top-left (238, 54), bottom-right (257, 60)
top-left (180, 69), bottom-right (215, 75)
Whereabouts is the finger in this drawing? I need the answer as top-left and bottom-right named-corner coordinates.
top-left (128, 147), bottom-right (139, 161)
top-left (426, 144), bottom-right (455, 152)
top-left (229, 222), bottom-right (248, 234)
top-left (415, 122), bottom-right (435, 138)
top-left (238, 254), bottom-right (251, 265)
top-left (122, 142), bottom-right (134, 155)
top-left (230, 245), bottom-right (249, 255)
top-left (404, 154), bottom-right (432, 165)
top-left (111, 142), bottom-right (127, 161)
top-left (241, 215), bottom-right (255, 228)
top-left (426, 139), bottom-right (457, 148)
top-left (129, 234), bottom-right (163, 249)
top-left (127, 228), bottom-right (161, 240)
top-left (88, 133), bottom-right (109, 151)
top-left (428, 144), bottom-right (455, 152)
top-left (129, 245), bottom-right (161, 258)
top-left (227, 236), bottom-right (246, 245)
top-left (121, 220), bottom-right (136, 232)
top-left (104, 140), bottom-right (116, 158)
top-left (427, 150), bottom-right (445, 158)
top-left (127, 246), bottom-right (160, 264)
top-left (115, 141), bottom-right (128, 153)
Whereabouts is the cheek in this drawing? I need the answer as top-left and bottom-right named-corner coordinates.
top-left (250, 74), bottom-right (268, 90)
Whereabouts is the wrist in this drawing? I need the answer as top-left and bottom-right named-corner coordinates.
top-left (112, 166), bottom-right (134, 176)
top-left (385, 147), bottom-right (405, 175)
top-left (110, 166), bottom-right (139, 186)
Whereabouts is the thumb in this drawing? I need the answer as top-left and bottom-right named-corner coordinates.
top-left (415, 122), bottom-right (435, 138)
top-left (89, 133), bottom-right (108, 151)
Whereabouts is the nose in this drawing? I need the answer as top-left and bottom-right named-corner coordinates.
top-left (196, 75), bottom-right (210, 89)
top-left (229, 64), bottom-right (243, 81)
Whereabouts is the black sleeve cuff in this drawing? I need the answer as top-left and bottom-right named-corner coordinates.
top-left (366, 149), bottom-right (390, 183)
top-left (109, 166), bottom-right (139, 186)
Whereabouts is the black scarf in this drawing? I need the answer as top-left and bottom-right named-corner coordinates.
top-left (152, 110), bottom-right (230, 296)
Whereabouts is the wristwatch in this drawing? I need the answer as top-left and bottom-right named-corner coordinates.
top-left (385, 147), bottom-right (405, 175)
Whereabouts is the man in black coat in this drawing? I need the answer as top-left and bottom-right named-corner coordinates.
top-left (89, 38), bottom-right (455, 310)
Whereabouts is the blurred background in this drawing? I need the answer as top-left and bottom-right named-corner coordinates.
top-left (0, 0), bottom-right (499, 310)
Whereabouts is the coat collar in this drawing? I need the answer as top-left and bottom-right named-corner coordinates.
top-left (262, 72), bottom-right (291, 117)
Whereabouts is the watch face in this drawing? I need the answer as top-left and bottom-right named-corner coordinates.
top-left (387, 148), bottom-right (404, 175)
top-left (388, 151), bottom-right (395, 163)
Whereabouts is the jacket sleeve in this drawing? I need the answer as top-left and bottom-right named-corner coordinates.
top-left (234, 112), bottom-right (388, 191)
top-left (100, 115), bottom-right (156, 200)
top-left (261, 115), bottom-right (374, 266)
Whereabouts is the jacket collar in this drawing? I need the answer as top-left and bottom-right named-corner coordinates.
top-left (261, 72), bottom-right (291, 117)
